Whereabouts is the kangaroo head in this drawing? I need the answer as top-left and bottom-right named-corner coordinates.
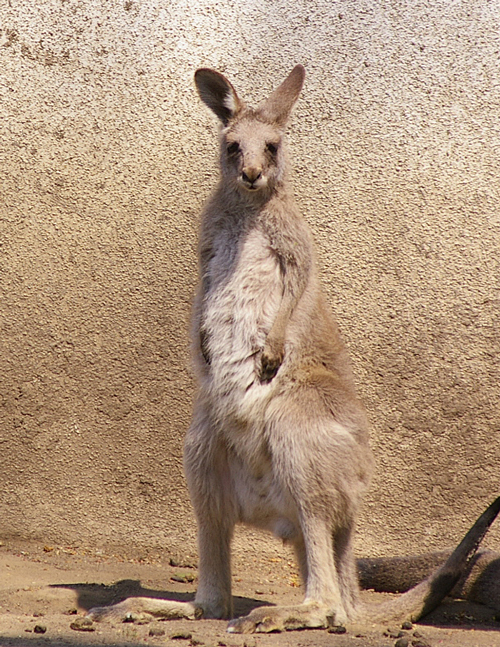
top-left (194, 65), bottom-right (305, 195)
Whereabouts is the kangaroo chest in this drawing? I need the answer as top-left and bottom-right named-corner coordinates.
top-left (201, 224), bottom-right (282, 413)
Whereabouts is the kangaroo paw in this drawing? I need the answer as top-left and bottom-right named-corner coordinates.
top-left (259, 342), bottom-right (284, 382)
top-left (227, 603), bottom-right (333, 634)
top-left (88, 598), bottom-right (201, 623)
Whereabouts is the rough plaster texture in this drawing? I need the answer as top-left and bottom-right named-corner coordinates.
top-left (0, 0), bottom-right (499, 560)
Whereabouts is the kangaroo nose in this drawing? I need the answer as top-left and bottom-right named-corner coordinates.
top-left (242, 167), bottom-right (262, 184)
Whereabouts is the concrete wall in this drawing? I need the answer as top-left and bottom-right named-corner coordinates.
top-left (1, 0), bottom-right (499, 559)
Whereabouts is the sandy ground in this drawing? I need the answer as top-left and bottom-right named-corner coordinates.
top-left (1, 540), bottom-right (500, 647)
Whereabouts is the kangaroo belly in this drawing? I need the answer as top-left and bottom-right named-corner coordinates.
top-left (201, 227), bottom-right (282, 417)
top-left (226, 446), bottom-right (301, 539)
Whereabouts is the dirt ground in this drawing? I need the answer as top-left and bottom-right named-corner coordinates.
top-left (1, 540), bottom-right (500, 647)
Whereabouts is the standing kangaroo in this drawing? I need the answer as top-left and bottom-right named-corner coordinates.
top-left (89, 66), bottom-right (500, 632)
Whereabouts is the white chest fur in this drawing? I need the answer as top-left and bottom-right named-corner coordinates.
top-left (201, 225), bottom-right (283, 419)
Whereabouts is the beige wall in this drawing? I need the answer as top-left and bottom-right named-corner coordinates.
top-left (1, 0), bottom-right (499, 560)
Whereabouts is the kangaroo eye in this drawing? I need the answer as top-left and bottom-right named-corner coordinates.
top-left (227, 142), bottom-right (240, 156)
top-left (266, 142), bottom-right (278, 155)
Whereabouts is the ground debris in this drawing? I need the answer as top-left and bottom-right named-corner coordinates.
top-left (70, 616), bottom-right (96, 632)
top-left (395, 637), bottom-right (409, 647)
top-left (33, 624), bottom-right (47, 634)
top-left (148, 623), bottom-right (166, 637)
top-left (171, 630), bottom-right (193, 640)
top-left (171, 572), bottom-right (196, 583)
top-left (170, 557), bottom-right (198, 569)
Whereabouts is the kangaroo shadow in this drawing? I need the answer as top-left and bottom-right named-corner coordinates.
top-left (358, 551), bottom-right (500, 631)
top-left (420, 553), bottom-right (500, 631)
top-left (51, 580), bottom-right (271, 618)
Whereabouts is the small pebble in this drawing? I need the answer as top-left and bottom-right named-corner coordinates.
top-left (171, 573), bottom-right (195, 583)
top-left (171, 631), bottom-right (193, 640)
top-left (70, 617), bottom-right (96, 632)
top-left (169, 557), bottom-right (197, 569)
top-left (402, 621), bottom-right (413, 630)
top-left (149, 624), bottom-right (166, 637)
top-left (34, 625), bottom-right (47, 634)
top-left (395, 637), bottom-right (410, 647)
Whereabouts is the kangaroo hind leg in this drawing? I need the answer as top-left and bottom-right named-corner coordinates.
top-left (90, 410), bottom-right (235, 623)
top-left (228, 386), bottom-right (364, 633)
top-left (228, 515), bottom-right (347, 633)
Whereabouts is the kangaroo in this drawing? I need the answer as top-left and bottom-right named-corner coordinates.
top-left (89, 66), bottom-right (500, 632)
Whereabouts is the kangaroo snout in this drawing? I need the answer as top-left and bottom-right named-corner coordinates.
top-left (241, 166), bottom-right (264, 190)
top-left (242, 167), bottom-right (262, 182)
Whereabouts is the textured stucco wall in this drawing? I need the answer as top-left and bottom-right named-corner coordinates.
top-left (1, 0), bottom-right (499, 560)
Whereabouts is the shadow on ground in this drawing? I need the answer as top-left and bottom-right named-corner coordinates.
top-left (51, 579), bottom-right (270, 617)
top-left (50, 578), bottom-right (500, 632)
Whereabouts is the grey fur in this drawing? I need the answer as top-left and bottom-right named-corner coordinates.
top-left (88, 66), bottom-right (500, 632)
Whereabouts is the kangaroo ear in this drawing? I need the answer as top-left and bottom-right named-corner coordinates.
top-left (258, 65), bottom-right (305, 126)
top-left (195, 69), bottom-right (243, 125)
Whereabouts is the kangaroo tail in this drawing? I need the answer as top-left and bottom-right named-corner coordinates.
top-left (358, 495), bottom-right (500, 624)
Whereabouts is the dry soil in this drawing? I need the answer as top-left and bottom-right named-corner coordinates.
top-left (1, 540), bottom-right (500, 647)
